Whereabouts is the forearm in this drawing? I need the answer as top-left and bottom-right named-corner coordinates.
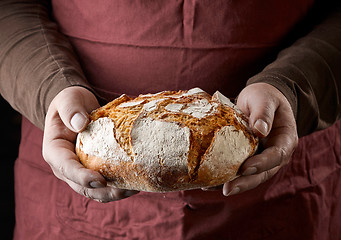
top-left (0, 0), bottom-right (91, 130)
top-left (247, 2), bottom-right (341, 137)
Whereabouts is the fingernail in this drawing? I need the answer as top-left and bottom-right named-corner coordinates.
top-left (254, 119), bottom-right (268, 136)
top-left (71, 113), bottom-right (87, 132)
top-left (243, 167), bottom-right (257, 176)
top-left (90, 181), bottom-right (105, 188)
top-left (224, 187), bottom-right (240, 196)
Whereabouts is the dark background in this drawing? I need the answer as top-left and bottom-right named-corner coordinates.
top-left (1, 96), bottom-right (21, 239)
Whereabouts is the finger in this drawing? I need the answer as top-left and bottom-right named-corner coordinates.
top-left (239, 147), bottom-right (282, 176)
top-left (65, 180), bottom-right (139, 202)
top-left (111, 188), bottom-right (140, 200)
top-left (244, 124), bottom-right (298, 173)
top-left (54, 87), bottom-right (99, 132)
top-left (223, 166), bottom-right (281, 196)
top-left (43, 138), bottom-right (107, 188)
top-left (244, 97), bottom-right (276, 138)
top-left (240, 142), bottom-right (291, 177)
top-left (237, 84), bottom-right (280, 137)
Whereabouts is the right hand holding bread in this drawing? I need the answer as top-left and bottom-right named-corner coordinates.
top-left (42, 86), bottom-right (139, 203)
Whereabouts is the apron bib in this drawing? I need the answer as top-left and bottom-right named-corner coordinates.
top-left (14, 1), bottom-right (341, 239)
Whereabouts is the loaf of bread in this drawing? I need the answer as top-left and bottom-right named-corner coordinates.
top-left (76, 88), bottom-right (258, 192)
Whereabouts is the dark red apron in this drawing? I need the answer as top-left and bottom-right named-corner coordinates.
top-left (14, 1), bottom-right (341, 239)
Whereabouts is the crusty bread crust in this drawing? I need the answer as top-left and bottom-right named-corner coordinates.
top-left (76, 88), bottom-right (258, 192)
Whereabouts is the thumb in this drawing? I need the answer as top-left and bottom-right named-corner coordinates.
top-left (237, 84), bottom-right (279, 137)
top-left (253, 118), bottom-right (272, 138)
top-left (70, 112), bottom-right (89, 133)
top-left (52, 86), bottom-right (99, 133)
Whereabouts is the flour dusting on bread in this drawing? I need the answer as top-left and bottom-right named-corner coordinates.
top-left (76, 88), bottom-right (258, 192)
top-left (76, 117), bottom-right (130, 162)
top-left (198, 125), bottom-right (252, 186)
top-left (131, 116), bottom-right (190, 172)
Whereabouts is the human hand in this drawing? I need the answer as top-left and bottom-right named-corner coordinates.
top-left (222, 83), bottom-right (298, 196)
top-left (42, 86), bottom-right (139, 202)
top-left (202, 83), bottom-right (298, 195)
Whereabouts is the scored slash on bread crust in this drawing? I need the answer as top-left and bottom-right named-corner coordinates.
top-left (76, 88), bottom-right (258, 192)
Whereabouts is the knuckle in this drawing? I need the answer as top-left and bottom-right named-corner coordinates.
top-left (272, 146), bottom-right (288, 165)
top-left (278, 147), bottom-right (287, 163)
top-left (100, 190), bottom-right (118, 203)
top-left (262, 105), bottom-right (274, 120)
top-left (57, 164), bottom-right (67, 178)
top-left (79, 187), bottom-right (106, 202)
top-left (261, 169), bottom-right (274, 183)
top-left (80, 188), bottom-right (92, 200)
top-left (261, 170), bottom-right (270, 183)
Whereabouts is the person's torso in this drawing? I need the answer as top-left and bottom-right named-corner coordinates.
top-left (51, 0), bottom-right (314, 100)
top-left (15, 1), bottom-right (341, 239)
